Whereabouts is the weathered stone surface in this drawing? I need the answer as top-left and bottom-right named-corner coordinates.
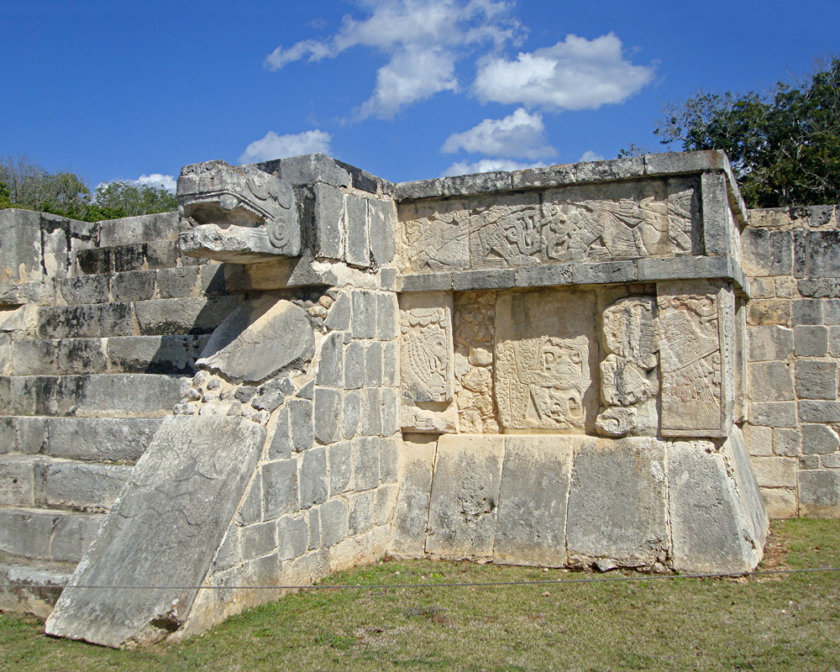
top-left (46, 416), bottom-right (265, 648)
top-left (494, 436), bottom-right (572, 567)
top-left (748, 361), bottom-right (794, 401)
top-left (495, 289), bottom-right (598, 432)
top-left (178, 160), bottom-right (301, 262)
top-left (313, 389), bottom-right (342, 444)
top-left (37, 460), bottom-right (132, 512)
top-left (799, 470), bottom-right (840, 517)
top-left (795, 360), bottom-right (837, 400)
top-left (748, 325), bottom-right (793, 361)
top-left (658, 282), bottom-right (727, 436)
top-left (749, 402), bottom-right (798, 428)
top-left (0, 508), bottom-right (103, 563)
top-left (198, 297), bottom-right (314, 383)
top-left (426, 435), bottom-right (504, 559)
top-left (667, 440), bottom-right (764, 573)
top-left (566, 438), bottom-right (667, 568)
top-left (262, 459), bottom-right (298, 519)
top-left (368, 199), bottom-right (396, 265)
top-left (596, 297), bottom-right (658, 437)
top-left (313, 183), bottom-right (344, 260)
top-left (741, 229), bottom-right (792, 276)
top-left (299, 446), bottom-right (328, 508)
top-left (345, 194), bottom-right (370, 268)
top-left (801, 424), bottom-right (840, 455)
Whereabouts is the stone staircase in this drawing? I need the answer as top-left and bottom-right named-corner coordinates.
top-left (0, 212), bottom-right (241, 616)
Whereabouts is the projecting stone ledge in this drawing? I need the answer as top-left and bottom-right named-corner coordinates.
top-left (44, 416), bottom-right (265, 648)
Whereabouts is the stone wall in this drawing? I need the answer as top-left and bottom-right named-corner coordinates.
top-left (742, 205), bottom-right (840, 517)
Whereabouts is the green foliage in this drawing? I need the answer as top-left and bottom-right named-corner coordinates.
top-left (653, 58), bottom-right (840, 208)
top-left (0, 156), bottom-right (176, 221)
top-left (93, 181), bottom-right (177, 218)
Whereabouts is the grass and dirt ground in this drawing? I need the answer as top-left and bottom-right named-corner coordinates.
top-left (2, 519), bottom-right (839, 671)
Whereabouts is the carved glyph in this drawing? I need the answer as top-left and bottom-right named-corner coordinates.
top-left (494, 290), bottom-right (598, 432)
top-left (657, 282), bottom-right (724, 435)
top-left (398, 179), bottom-right (699, 272)
top-left (400, 293), bottom-right (457, 433)
top-left (453, 291), bottom-right (498, 433)
top-left (178, 160), bottom-right (301, 262)
top-left (595, 297), bottom-right (658, 437)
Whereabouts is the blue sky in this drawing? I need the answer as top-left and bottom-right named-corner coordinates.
top-left (2, 0), bottom-right (838, 191)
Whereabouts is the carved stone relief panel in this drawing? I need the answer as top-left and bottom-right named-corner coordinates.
top-left (666, 177), bottom-right (701, 255)
top-left (657, 281), bottom-right (728, 436)
top-left (467, 193), bottom-right (542, 268)
top-left (454, 291), bottom-right (498, 433)
top-left (399, 199), bottom-right (471, 272)
top-left (400, 292), bottom-right (457, 433)
top-left (595, 297), bottom-right (658, 437)
top-left (494, 289), bottom-right (598, 433)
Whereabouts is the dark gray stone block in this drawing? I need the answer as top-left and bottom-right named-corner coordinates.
top-left (288, 399), bottom-right (313, 452)
top-left (351, 291), bottom-right (376, 339)
top-left (345, 194), bottom-right (370, 268)
top-left (795, 360), bottom-right (837, 400)
top-left (316, 332), bottom-right (343, 387)
top-left (262, 459), bottom-right (298, 520)
top-left (368, 199), bottom-right (395, 266)
top-left (313, 183), bottom-right (344, 261)
top-left (353, 436), bottom-right (380, 490)
top-left (319, 498), bottom-right (348, 547)
top-left (799, 470), bottom-right (840, 517)
top-left (327, 441), bottom-right (352, 496)
top-left (313, 389), bottom-right (342, 444)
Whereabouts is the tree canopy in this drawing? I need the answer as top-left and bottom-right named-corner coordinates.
top-left (652, 58), bottom-right (840, 208)
top-left (0, 156), bottom-right (177, 221)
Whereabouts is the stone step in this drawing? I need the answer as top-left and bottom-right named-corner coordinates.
top-left (0, 506), bottom-right (104, 563)
top-left (0, 454), bottom-right (131, 512)
top-left (0, 557), bottom-right (75, 619)
top-left (0, 416), bottom-right (161, 461)
top-left (74, 239), bottom-right (207, 276)
top-left (0, 374), bottom-right (190, 417)
top-left (55, 264), bottom-right (227, 305)
top-left (97, 212), bottom-right (180, 247)
top-left (36, 295), bottom-right (242, 339)
top-left (11, 335), bottom-right (210, 376)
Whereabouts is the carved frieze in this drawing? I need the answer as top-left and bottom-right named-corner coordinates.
top-left (595, 297), bottom-right (658, 437)
top-left (494, 290), bottom-right (598, 432)
top-left (657, 282), bottom-right (726, 436)
top-left (178, 160), bottom-right (301, 263)
top-left (398, 178), bottom-right (699, 272)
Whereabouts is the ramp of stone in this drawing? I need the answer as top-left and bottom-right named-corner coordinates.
top-left (45, 415), bottom-right (265, 648)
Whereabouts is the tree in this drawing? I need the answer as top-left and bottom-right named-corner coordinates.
top-left (0, 156), bottom-right (177, 220)
top-left (92, 180), bottom-right (177, 218)
top-left (652, 58), bottom-right (840, 208)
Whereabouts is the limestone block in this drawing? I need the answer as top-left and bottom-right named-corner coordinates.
top-left (596, 297), bottom-right (658, 437)
top-left (774, 428), bottom-right (801, 457)
top-left (747, 299), bottom-right (791, 327)
top-left (792, 299), bottom-right (823, 326)
top-left (262, 459), bottom-right (298, 519)
top-left (324, 291), bottom-right (351, 331)
top-left (375, 293), bottom-right (398, 341)
top-left (111, 270), bottom-right (156, 303)
top-left (365, 341), bottom-right (382, 386)
top-left (313, 388), bottom-right (342, 444)
top-left (801, 424), bottom-right (840, 455)
top-left (288, 399), bottom-right (313, 448)
top-left (667, 440), bottom-right (763, 574)
top-left (360, 388), bottom-right (381, 436)
top-left (368, 198), bottom-right (396, 266)
top-left (352, 290), bottom-right (377, 339)
top-left (342, 390), bottom-right (360, 439)
top-left (345, 194), bottom-right (370, 268)
top-left (494, 436), bottom-right (573, 567)
top-left (392, 438), bottom-right (435, 557)
top-left (798, 401), bottom-right (840, 423)
top-left (760, 487), bottom-right (797, 518)
top-left (313, 183), bottom-right (344, 260)
top-left (795, 360), bottom-right (837, 400)
top-left (398, 198), bottom-right (471, 272)
top-left (198, 297), bottom-right (314, 384)
top-left (748, 325), bottom-right (793, 361)
top-left (235, 475), bottom-right (262, 526)
top-left (426, 435), bottom-right (504, 560)
top-left (327, 441), bottom-right (352, 495)
top-left (799, 471), bottom-right (840, 517)
top-left (299, 446), bottom-right (328, 508)
top-left (268, 406), bottom-right (291, 459)
top-left (45, 416), bottom-right (265, 648)
top-left (0, 417), bottom-right (15, 453)
top-left (747, 456), bottom-right (797, 488)
top-left (0, 209), bottom-right (43, 287)
top-left (319, 498), bottom-right (349, 547)
top-left (38, 461), bottom-right (132, 512)
top-left (797, 231), bottom-right (840, 277)
top-left (316, 332), bottom-right (344, 387)
top-left (344, 341), bottom-right (365, 390)
top-left (239, 521), bottom-right (277, 561)
top-left (0, 508), bottom-right (102, 563)
top-left (277, 515), bottom-right (309, 561)
top-left (741, 229), bottom-right (792, 276)
top-left (748, 361), bottom-right (794, 401)
top-left (743, 424), bottom-right (773, 456)
top-left (566, 438), bottom-right (667, 569)
top-left (348, 490), bottom-right (376, 535)
top-left (0, 457), bottom-right (34, 506)
top-left (658, 282), bottom-right (730, 437)
top-left (749, 402), bottom-right (797, 428)
top-left (135, 296), bottom-right (242, 337)
top-left (353, 436), bottom-right (380, 490)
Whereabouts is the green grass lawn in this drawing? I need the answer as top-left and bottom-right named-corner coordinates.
top-left (3, 519), bottom-right (839, 671)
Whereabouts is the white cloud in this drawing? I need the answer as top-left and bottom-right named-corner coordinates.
top-left (442, 158), bottom-right (545, 177)
top-left (265, 0), bottom-right (520, 118)
top-left (136, 173), bottom-right (176, 192)
top-left (239, 130), bottom-right (332, 163)
top-left (441, 107), bottom-right (556, 159)
top-left (578, 150), bottom-right (604, 162)
top-left (473, 33), bottom-right (654, 110)
top-left (359, 46), bottom-right (458, 119)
